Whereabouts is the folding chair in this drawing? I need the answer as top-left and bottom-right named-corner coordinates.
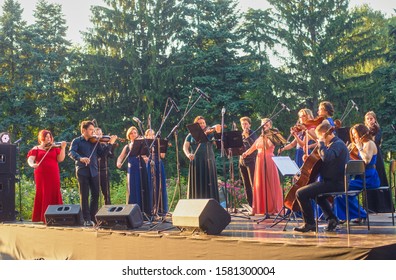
top-left (315, 160), bottom-right (368, 234)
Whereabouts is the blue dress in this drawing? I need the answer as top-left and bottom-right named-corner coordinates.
top-left (334, 154), bottom-right (380, 220)
top-left (126, 146), bottom-right (151, 215)
top-left (147, 152), bottom-right (168, 214)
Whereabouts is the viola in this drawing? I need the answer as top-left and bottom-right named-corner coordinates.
top-left (348, 143), bottom-right (360, 160)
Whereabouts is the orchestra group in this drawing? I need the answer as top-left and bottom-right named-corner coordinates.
top-left (26, 101), bottom-right (387, 232)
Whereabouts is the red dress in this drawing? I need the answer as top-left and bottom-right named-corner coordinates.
top-left (252, 137), bottom-right (283, 215)
top-left (27, 147), bottom-right (63, 222)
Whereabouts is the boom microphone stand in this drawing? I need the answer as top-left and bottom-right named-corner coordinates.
top-left (165, 89), bottom-right (209, 209)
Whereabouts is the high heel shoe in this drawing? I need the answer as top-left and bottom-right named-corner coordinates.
top-left (352, 218), bottom-right (366, 224)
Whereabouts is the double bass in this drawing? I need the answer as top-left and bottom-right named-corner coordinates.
top-left (284, 127), bottom-right (335, 211)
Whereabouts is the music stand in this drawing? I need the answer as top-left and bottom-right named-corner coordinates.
top-left (215, 131), bottom-right (250, 219)
top-left (270, 156), bottom-right (300, 231)
top-left (214, 131), bottom-right (244, 157)
top-left (186, 123), bottom-right (208, 144)
top-left (130, 139), bottom-right (149, 157)
top-left (146, 138), bottom-right (169, 154)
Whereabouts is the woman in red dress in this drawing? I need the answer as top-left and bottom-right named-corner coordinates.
top-left (27, 130), bottom-right (67, 222)
top-left (242, 118), bottom-right (283, 215)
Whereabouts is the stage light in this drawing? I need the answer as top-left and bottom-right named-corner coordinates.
top-left (0, 132), bottom-right (10, 144)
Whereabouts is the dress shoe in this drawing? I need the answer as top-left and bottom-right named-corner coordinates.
top-left (83, 220), bottom-right (94, 227)
top-left (293, 223), bottom-right (316, 233)
top-left (324, 217), bottom-right (339, 232)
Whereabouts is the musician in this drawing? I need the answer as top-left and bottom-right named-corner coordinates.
top-left (278, 109), bottom-right (316, 167)
top-left (145, 129), bottom-right (168, 215)
top-left (318, 101), bottom-right (336, 127)
top-left (183, 116), bottom-right (220, 201)
top-left (117, 126), bottom-right (151, 216)
top-left (68, 121), bottom-right (117, 226)
top-left (94, 127), bottom-right (115, 205)
top-left (238, 117), bottom-right (258, 208)
top-left (27, 130), bottom-right (66, 223)
top-left (334, 124), bottom-right (380, 223)
top-left (294, 121), bottom-right (349, 232)
top-left (242, 118), bottom-right (283, 216)
top-left (364, 111), bottom-right (391, 214)
top-left (364, 111), bottom-right (388, 186)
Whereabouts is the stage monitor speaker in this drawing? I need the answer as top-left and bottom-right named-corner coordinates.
top-left (45, 204), bottom-right (83, 226)
top-left (0, 175), bottom-right (15, 222)
top-left (0, 144), bottom-right (17, 175)
top-left (95, 204), bottom-right (143, 229)
top-left (172, 199), bottom-right (231, 235)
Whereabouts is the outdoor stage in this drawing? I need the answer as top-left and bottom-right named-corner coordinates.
top-left (1, 211), bottom-right (396, 260)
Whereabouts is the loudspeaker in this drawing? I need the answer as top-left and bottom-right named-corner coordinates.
top-left (44, 204), bottom-right (83, 226)
top-left (95, 204), bottom-right (143, 229)
top-left (0, 175), bottom-right (15, 222)
top-left (172, 199), bottom-right (231, 235)
top-left (0, 144), bottom-right (17, 175)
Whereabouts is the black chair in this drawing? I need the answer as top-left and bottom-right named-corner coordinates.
top-left (315, 160), bottom-right (368, 234)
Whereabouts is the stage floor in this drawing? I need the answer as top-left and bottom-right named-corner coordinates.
top-left (1, 211), bottom-right (396, 260)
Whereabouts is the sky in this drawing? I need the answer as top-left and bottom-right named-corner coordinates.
top-left (0, 0), bottom-right (394, 45)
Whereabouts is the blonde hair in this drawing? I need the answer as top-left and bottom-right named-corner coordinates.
top-left (126, 126), bottom-right (138, 140)
top-left (261, 118), bottom-right (272, 127)
top-left (365, 111), bottom-right (380, 127)
top-left (298, 108), bottom-right (314, 119)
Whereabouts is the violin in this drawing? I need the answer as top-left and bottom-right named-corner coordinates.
top-left (44, 142), bottom-right (69, 150)
top-left (302, 116), bottom-right (325, 127)
top-left (204, 124), bottom-right (227, 135)
top-left (90, 135), bottom-right (126, 143)
top-left (89, 135), bottom-right (111, 143)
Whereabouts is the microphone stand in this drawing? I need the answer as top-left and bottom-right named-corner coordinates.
top-left (166, 93), bottom-right (205, 210)
top-left (255, 106), bottom-right (287, 224)
top-left (220, 107), bottom-right (229, 211)
top-left (148, 100), bottom-right (178, 230)
top-left (158, 92), bottom-right (209, 233)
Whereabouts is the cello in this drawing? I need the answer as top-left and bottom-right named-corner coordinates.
top-left (284, 126), bottom-right (335, 211)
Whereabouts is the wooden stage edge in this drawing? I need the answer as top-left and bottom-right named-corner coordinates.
top-left (1, 212), bottom-right (396, 260)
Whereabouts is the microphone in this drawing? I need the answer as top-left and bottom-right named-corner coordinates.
top-left (281, 103), bottom-right (290, 112)
top-left (169, 97), bottom-right (180, 112)
top-left (14, 138), bottom-right (23, 144)
top-left (351, 100), bottom-right (359, 111)
top-left (132, 117), bottom-right (142, 124)
top-left (195, 87), bottom-right (212, 102)
top-left (221, 107), bottom-right (226, 115)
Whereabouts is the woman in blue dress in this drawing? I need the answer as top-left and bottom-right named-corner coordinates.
top-left (334, 124), bottom-right (380, 222)
top-left (145, 129), bottom-right (168, 215)
top-left (117, 126), bottom-right (151, 216)
top-left (183, 116), bottom-right (220, 201)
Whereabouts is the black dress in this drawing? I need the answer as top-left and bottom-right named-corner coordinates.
top-left (366, 127), bottom-right (393, 212)
top-left (185, 133), bottom-right (219, 201)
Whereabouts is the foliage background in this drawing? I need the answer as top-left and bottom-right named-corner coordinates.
top-left (1, 0), bottom-right (395, 220)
